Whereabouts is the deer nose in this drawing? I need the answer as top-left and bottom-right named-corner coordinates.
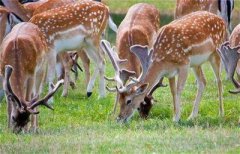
top-left (116, 115), bottom-right (124, 123)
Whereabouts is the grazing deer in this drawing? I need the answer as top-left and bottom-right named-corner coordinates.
top-left (217, 24), bottom-right (240, 94)
top-left (29, 1), bottom-right (111, 98)
top-left (56, 51), bottom-right (91, 97)
top-left (0, 6), bottom-right (23, 102)
top-left (104, 11), bottom-right (226, 123)
top-left (101, 3), bottom-right (165, 118)
top-left (0, 23), bottom-right (63, 133)
top-left (175, 0), bottom-right (234, 34)
top-left (1, 0), bottom-right (94, 99)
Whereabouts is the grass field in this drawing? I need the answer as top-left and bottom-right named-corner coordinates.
top-left (1, 0), bottom-right (240, 153)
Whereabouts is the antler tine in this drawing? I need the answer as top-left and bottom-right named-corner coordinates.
top-left (148, 77), bottom-right (167, 96)
top-left (222, 41), bottom-right (230, 47)
top-left (130, 45), bottom-right (153, 81)
top-left (4, 65), bottom-right (22, 108)
top-left (29, 79), bottom-right (64, 110)
top-left (104, 76), bottom-right (115, 82)
top-left (106, 85), bottom-right (117, 92)
top-left (112, 92), bottom-right (119, 115)
top-left (229, 88), bottom-right (240, 94)
top-left (119, 69), bottom-right (136, 85)
top-left (100, 40), bottom-right (120, 72)
top-left (71, 52), bottom-right (83, 72)
top-left (101, 40), bottom-right (131, 86)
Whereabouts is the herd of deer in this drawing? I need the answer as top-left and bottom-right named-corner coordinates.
top-left (0, 0), bottom-right (239, 133)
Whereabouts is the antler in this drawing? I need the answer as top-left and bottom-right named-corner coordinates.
top-left (229, 88), bottom-right (240, 94)
top-left (130, 45), bottom-right (153, 81)
top-left (4, 65), bottom-right (22, 109)
top-left (148, 77), bottom-right (167, 96)
top-left (69, 52), bottom-right (83, 81)
top-left (28, 79), bottom-right (64, 111)
top-left (217, 42), bottom-right (240, 93)
top-left (100, 40), bottom-right (136, 87)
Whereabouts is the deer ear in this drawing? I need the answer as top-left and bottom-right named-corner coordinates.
top-left (135, 83), bottom-right (149, 96)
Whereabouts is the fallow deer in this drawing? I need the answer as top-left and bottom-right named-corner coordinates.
top-left (58, 51), bottom-right (90, 97)
top-left (217, 24), bottom-right (240, 94)
top-left (29, 0), bottom-right (102, 98)
top-left (0, 6), bottom-right (23, 102)
top-left (29, 1), bottom-right (111, 98)
top-left (175, 0), bottom-right (234, 34)
top-left (101, 3), bottom-right (165, 118)
top-left (56, 51), bottom-right (89, 97)
top-left (0, 22), bottom-right (63, 133)
top-left (1, 0), bottom-right (94, 99)
top-left (103, 11), bottom-right (226, 123)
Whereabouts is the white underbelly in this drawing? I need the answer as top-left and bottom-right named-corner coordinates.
top-left (54, 35), bottom-right (85, 52)
top-left (189, 52), bottom-right (212, 66)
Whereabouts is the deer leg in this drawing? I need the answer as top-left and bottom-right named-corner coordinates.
top-left (85, 43), bottom-right (106, 98)
top-left (7, 98), bottom-right (12, 129)
top-left (188, 66), bottom-right (206, 120)
top-left (97, 50), bottom-right (106, 98)
top-left (174, 65), bottom-right (188, 122)
top-left (25, 77), bottom-right (37, 132)
top-left (78, 50), bottom-right (90, 88)
top-left (84, 46), bottom-right (99, 97)
top-left (62, 62), bottom-right (70, 97)
top-left (169, 77), bottom-right (178, 122)
top-left (47, 51), bottom-right (57, 102)
top-left (210, 53), bottom-right (224, 117)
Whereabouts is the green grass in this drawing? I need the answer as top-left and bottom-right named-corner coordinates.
top-left (1, 1), bottom-right (240, 153)
top-left (0, 57), bottom-right (240, 153)
top-left (105, 0), bottom-right (176, 14)
top-left (105, 0), bottom-right (240, 14)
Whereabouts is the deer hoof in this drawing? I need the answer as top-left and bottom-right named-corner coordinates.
top-left (87, 92), bottom-right (92, 97)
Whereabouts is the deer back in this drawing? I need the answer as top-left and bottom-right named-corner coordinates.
top-left (30, 1), bottom-right (109, 45)
top-left (229, 24), bottom-right (240, 47)
top-left (153, 11), bottom-right (226, 65)
top-left (175, 0), bottom-right (218, 19)
top-left (117, 3), bottom-right (160, 75)
top-left (0, 22), bottom-right (47, 97)
top-left (31, 0), bottom-right (72, 16)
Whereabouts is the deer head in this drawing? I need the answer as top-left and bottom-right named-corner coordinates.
top-left (101, 40), bottom-right (164, 122)
top-left (217, 42), bottom-right (240, 94)
top-left (4, 65), bottom-right (63, 133)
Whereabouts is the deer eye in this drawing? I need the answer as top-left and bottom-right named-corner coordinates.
top-left (126, 100), bottom-right (132, 105)
top-left (12, 116), bottom-right (16, 122)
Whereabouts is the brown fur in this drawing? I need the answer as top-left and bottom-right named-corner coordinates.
top-left (0, 6), bottom-right (9, 44)
top-left (2, 0), bottom-right (31, 21)
top-left (117, 3), bottom-right (160, 75)
top-left (0, 22), bottom-right (48, 132)
top-left (30, 1), bottom-right (109, 44)
top-left (175, 0), bottom-right (218, 19)
top-left (30, 1), bottom-right (109, 97)
top-left (117, 11), bottom-right (226, 122)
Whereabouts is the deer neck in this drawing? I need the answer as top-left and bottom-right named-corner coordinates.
top-left (140, 62), bottom-right (163, 95)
